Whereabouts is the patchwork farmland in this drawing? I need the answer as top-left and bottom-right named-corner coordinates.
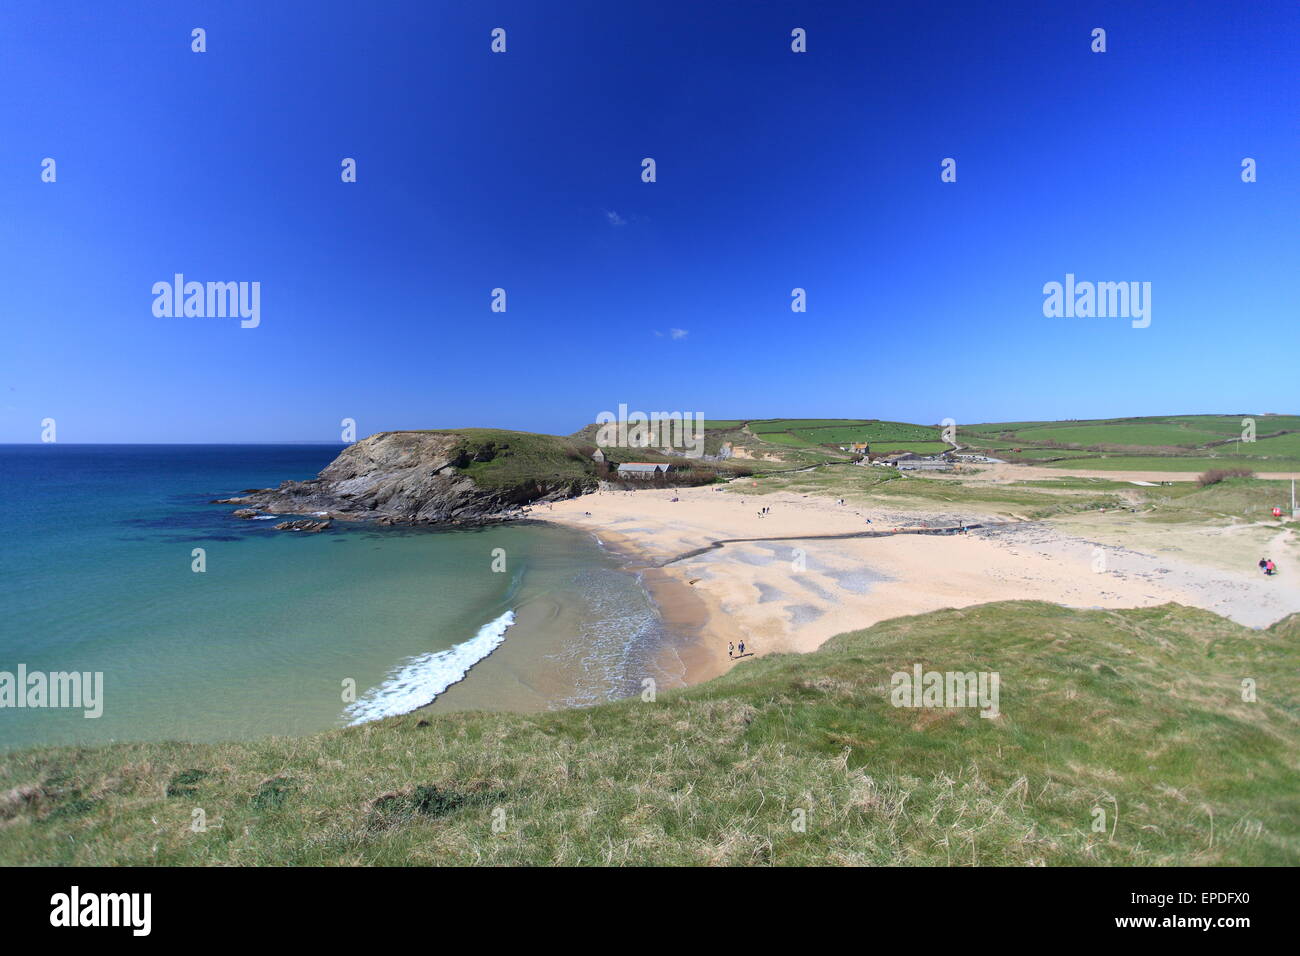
top-left (691, 414), bottom-right (1300, 474)
top-left (740, 419), bottom-right (948, 455)
top-left (957, 414), bottom-right (1300, 472)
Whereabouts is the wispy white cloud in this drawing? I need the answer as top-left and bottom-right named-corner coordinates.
top-left (669, 328), bottom-right (688, 339)
top-left (605, 209), bottom-right (627, 226)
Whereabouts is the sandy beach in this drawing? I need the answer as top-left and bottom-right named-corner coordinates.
top-left (539, 474), bottom-right (1300, 686)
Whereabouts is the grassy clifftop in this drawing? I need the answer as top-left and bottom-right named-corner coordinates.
top-left (431, 428), bottom-right (599, 491)
top-left (2, 601), bottom-right (1295, 865)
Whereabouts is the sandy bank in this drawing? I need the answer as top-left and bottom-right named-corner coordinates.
top-left (539, 481), bottom-right (1300, 684)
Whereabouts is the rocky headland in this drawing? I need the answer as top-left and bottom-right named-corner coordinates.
top-left (217, 430), bottom-right (598, 529)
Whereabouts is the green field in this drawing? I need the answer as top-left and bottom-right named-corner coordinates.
top-left (789, 422), bottom-right (942, 445)
top-left (1233, 432), bottom-right (1300, 457)
top-left (754, 431), bottom-right (817, 447)
top-left (964, 415), bottom-right (1299, 439)
top-left (955, 415), bottom-right (1300, 473)
top-left (962, 420), bottom-right (1094, 435)
top-left (4, 601), bottom-right (1295, 865)
top-left (741, 419), bottom-right (945, 453)
top-left (1165, 414), bottom-right (1300, 434)
top-left (869, 440), bottom-right (951, 455)
top-left (747, 419), bottom-right (869, 434)
top-left (1005, 424), bottom-right (1225, 447)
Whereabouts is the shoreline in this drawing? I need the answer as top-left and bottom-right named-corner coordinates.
top-left (418, 521), bottom-right (700, 715)
top-left (584, 525), bottom-right (742, 688)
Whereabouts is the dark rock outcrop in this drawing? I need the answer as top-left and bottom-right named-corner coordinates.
top-left (273, 519), bottom-right (331, 533)
top-left (229, 431), bottom-right (592, 530)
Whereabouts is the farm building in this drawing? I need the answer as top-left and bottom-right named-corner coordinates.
top-left (617, 462), bottom-right (673, 479)
top-left (882, 452), bottom-right (954, 472)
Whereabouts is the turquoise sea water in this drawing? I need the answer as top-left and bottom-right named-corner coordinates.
top-left (0, 445), bottom-right (675, 750)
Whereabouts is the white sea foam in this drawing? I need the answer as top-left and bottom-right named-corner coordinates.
top-left (343, 610), bottom-right (516, 725)
top-left (252, 515), bottom-right (280, 520)
top-left (543, 567), bottom-right (677, 709)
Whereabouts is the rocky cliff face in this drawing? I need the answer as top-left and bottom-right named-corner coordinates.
top-left (219, 431), bottom-right (592, 528)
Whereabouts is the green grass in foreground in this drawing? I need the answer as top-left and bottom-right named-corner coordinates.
top-left (3, 602), bottom-right (1295, 865)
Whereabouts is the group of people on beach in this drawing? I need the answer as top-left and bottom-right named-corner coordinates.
top-left (728, 640), bottom-right (749, 659)
top-left (756, 506), bottom-right (772, 518)
top-left (1258, 557), bottom-right (1278, 576)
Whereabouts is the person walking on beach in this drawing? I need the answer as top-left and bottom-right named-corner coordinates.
top-left (728, 641), bottom-right (734, 659)
top-left (1259, 557), bottom-right (1268, 574)
top-left (738, 641), bottom-right (746, 656)
top-left (1265, 559), bottom-right (1276, 576)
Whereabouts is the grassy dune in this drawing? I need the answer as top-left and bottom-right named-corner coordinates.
top-left (1132, 477), bottom-right (1297, 524)
top-left (734, 467), bottom-right (1293, 531)
top-left (2, 602), bottom-right (1295, 866)
top-left (730, 465), bottom-right (1131, 518)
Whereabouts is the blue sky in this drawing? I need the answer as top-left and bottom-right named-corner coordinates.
top-left (1, 0), bottom-right (1296, 442)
